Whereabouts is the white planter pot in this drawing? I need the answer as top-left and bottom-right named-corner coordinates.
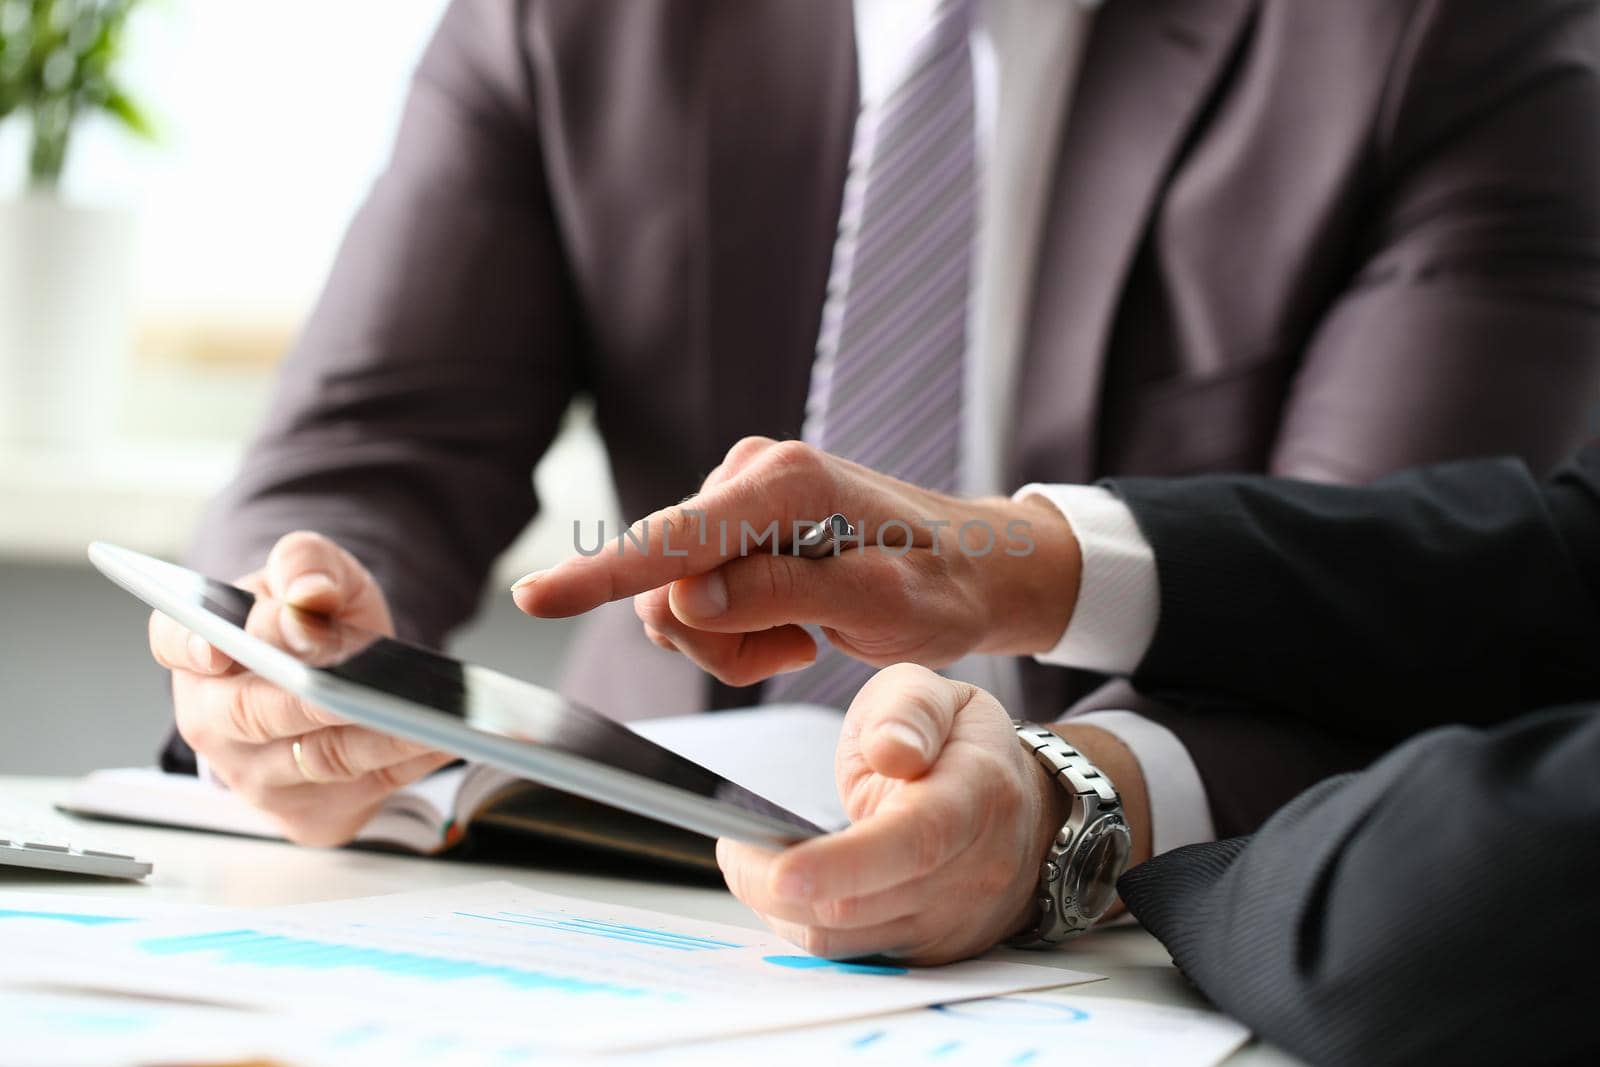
top-left (0, 195), bottom-right (137, 448)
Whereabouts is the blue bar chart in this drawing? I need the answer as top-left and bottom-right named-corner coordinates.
top-left (138, 928), bottom-right (652, 997)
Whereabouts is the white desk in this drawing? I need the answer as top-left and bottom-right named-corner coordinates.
top-left (2, 776), bottom-right (1300, 1065)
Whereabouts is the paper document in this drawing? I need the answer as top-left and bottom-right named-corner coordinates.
top-left (623, 991), bottom-right (1252, 1066)
top-left (0, 989), bottom-right (664, 1067)
top-left (0, 990), bottom-right (1247, 1067)
top-left (0, 989), bottom-right (563, 1067)
top-left (0, 881), bottom-right (1097, 1052)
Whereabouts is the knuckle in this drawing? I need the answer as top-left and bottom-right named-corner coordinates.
top-left (762, 439), bottom-right (821, 480)
top-left (755, 555), bottom-right (800, 608)
top-left (678, 634), bottom-right (745, 682)
top-left (224, 683), bottom-right (270, 744)
top-left (724, 435), bottom-right (778, 468)
top-left (814, 894), bottom-right (861, 928)
top-left (645, 627), bottom-right (679, 652)
top-left (862, 663), bottom-right (949, 722)
top-left (653, 509), bottom-right (696, 555)
top-left (633, 590), bottom-right (671, 628)
top-left (367, 763), bottom-right (406, 794)
top-left (306, 729), bottom-right (359, 781)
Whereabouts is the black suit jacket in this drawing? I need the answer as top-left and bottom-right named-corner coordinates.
top-left (1109, 446), bottom-right (1600, 1066)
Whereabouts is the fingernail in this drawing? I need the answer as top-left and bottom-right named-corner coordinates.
top-left (187, 634), bottom-right (214, 672)
top-left (284, 572), bottom-right (336, 605)
top-left (510, 569), bottom-right (548, 592)
top-left (775, 867), bottom-right (814, 902)
top-left (884, 721), bottom-right (931, 760)
top-left (676, 571), bottom-right (729, 619)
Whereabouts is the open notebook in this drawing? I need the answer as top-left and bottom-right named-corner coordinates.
top-left (61, 705), bottom-right (849, 872)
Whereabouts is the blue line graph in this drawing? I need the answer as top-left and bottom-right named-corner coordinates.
top-left (452, 910), bottom-right (742, 952)
top-left (0, 908), bottom-right (131, 926)
top-left (136, 929), bottom-right (653, 997)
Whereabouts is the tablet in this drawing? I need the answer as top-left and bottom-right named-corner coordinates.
top-left (88, 542), bottom-right (825, 848)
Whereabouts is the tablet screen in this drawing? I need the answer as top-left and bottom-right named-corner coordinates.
top-left (152, 560), bottom-right (826, 841)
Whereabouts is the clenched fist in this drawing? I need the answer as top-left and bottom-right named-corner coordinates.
top-left (717, 664), bottom-right (1151, 964)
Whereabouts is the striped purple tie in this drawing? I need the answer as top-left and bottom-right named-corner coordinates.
top-left (769, 0), bottom-right (976, 708)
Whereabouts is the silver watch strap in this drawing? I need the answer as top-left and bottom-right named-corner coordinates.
top-left (1010, 722), bottom-right (1126, 947)
top-left (1014, 723), bottom-right (1119, 808)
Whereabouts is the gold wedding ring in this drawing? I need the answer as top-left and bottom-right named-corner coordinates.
top-left (291, 739), bottom-right (322, 784)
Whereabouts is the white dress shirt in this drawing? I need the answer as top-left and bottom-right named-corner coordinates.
top-left (851, 0), bottom-right (1213, 858)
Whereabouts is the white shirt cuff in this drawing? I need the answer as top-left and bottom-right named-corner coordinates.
top-left (1013, 483), bottom-right (1159, 674)
top-left (1064, 709), bottom-right (1216, 857)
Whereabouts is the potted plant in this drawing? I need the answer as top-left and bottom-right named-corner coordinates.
top-left (0, 0), bottom-right (153, 448)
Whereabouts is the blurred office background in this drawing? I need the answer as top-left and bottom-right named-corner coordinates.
top-left (0, 1), bottom-right (615, 772)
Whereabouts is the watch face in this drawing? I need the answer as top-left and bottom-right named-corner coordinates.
top-left (1072, 817), bottom-right (1133, 920)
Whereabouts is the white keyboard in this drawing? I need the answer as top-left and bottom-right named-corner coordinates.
top-left (0, 817), bottom-right (152, 880)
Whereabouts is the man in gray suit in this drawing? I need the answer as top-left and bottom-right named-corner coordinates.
top-left (150, 0), bottom-right (1600, 851)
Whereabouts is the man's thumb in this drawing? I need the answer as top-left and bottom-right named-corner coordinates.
top-left (848, 663), bottom-right (971, 781)
top-left (265, 531), bottom-right (351, 614)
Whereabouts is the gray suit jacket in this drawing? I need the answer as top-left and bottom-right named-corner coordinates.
top-left (172, 0), bottom-right (1600, 835)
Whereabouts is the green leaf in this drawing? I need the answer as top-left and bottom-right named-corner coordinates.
top-left (102, 81), bottom-right (151, 139)
top-left (2, 0), bottom-right (157, 176)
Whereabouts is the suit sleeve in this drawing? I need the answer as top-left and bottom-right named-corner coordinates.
top-left (1118, 705), bottom-right (1600, 1067)
top-left (1269, 0), bottom-right (1600, 483)
top-left (1109, 448), bottom-right (1600, 744)
top-left (161, 0), bottom-right (582, 771)
top-left (185, 0), bottom-right (583, 646)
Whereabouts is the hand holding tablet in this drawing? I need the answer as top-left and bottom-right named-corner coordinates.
top-left (142, 532), bottom-right (453, 845)
top-left (99, 541), bottom-right (824, 849)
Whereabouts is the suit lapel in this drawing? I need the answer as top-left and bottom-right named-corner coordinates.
top-left (1012, 0), bottom-right (1255, 485)
top-left (697, 1), bottom-right (856, 472)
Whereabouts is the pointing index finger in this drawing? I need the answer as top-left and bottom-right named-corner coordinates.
top-left (514, 448), bottom-right (843, 618)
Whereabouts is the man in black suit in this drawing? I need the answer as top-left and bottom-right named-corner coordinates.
top-left (1109, 446), bottom-right (1600, 1066)
top-left (566, 441), bottom-right (1598, 1063)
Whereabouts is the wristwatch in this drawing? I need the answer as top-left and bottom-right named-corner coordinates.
top-left (1008, 722), bottom-right (1133, 947)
